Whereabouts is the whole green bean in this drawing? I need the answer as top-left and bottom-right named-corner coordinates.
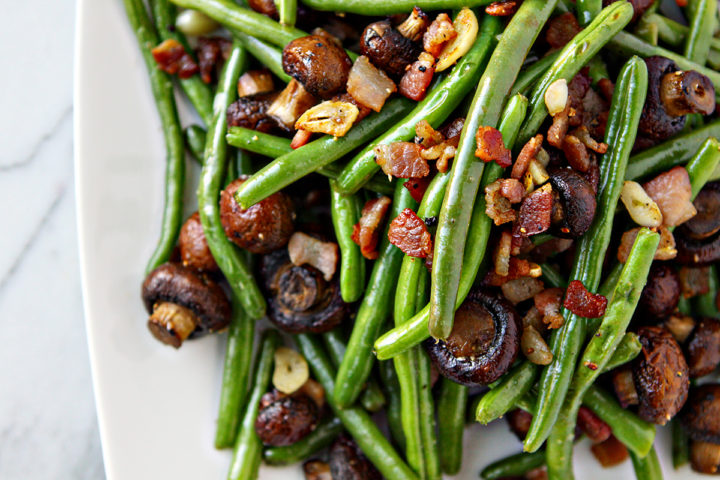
top-left (644, 12), bottom-right (720, 53)
top-left (234, 32), bottom-right (291, 83)
top-left (630, 446), bottom-right (663, 480)
top-left (263, 416), bottom-right (343, 465)
top-left (684, 0), bottom-right (717, 65)
top-left (227, 330), bottom-right (279, 480)
top-left (476, 361), bottom-right (539, 425)
top-left (686, 137), bottom-right (720, 199)
top-left (185, 124), bottom-right (207, 164)
top-left (296, 334), bottom-right (419, 480)
top-left (541, 263), bottom-right (567, 289)
top-left (334, 182), bottom-right (417, 407)
top-left (274, 0), bottom-right (296, 27)
top-left (525, 56), bottom-right (648, 453)
top-left (379, 357), bottom-right (407, 452)
top-left (373, 94), bottom-right (529, 359)
top-left (298, 0), bottom-right (491, 15)
top-left (236, 97), bottom-right (413, 208)
top-left (603, 332), bottom-right (642, 371)
top-left (599, 262), bottom-right (624, 297)
top-left (416, 348), bottom-right (440, 480)
top-left (481, 450), bottom-right (546, 480)
top-left (336, 15), bottom-right (502, 194)
top-left (672, 419), bottom-right (689, 469)
top-left (394, 349), bottom-right (425, 478)
top-left (430, 0), bottom-right (557, 340)
top-left (517, 2), bottom-right (634, 146)
top-left (197, 42), bottom-right (266, 319)
top-left (626, 121), bottom-right (720, 181)
top-left (510, 51), bottom-right (562, 97)
top-left (123, 0), bottom-right (186, 275)
top-left (330, 182), bottom-right (365, 303)
top-left (575, 0), bottom-right (602, 26)
top-left (437, 378), bottom-right (468, 475)
top-left (546, 229), bottom-right (659, 479)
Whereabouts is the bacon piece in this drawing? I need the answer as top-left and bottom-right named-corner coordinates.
top-left (568, 72), bottom-right (591, 127)
top-left (196, 37), bottom-right (232, 84)
top-left (352, 196), bottom-right (392, 260)
top-left (347, 55), bottom-right (397, 113)
top-left (514, 184), bottom-right (553, 237)
top-left (512, 134), bottom-right (543, 179)
top-left (598, 78), bottom-right (615, 102)
top-left (546, 13), bottom-right (581, 49)
top-left (288, 232), bottom-right (339, 281)
top-left (403, 177), bottom-right (433, 203)
top-left (440, 117), bottom-right (465, 147)
top-left (475, 126), bottom-right (511, 167)
top-left (375, 142), bottom-right (430, 179)
top-left (572, 126), bottom-right (608, 154)
top-left (563, 280), bottom-right (608, 318)
top-left (388, 209), bottom-right (433, 258)
top-left (618, 226), bottom-right (677, 263)
top-left (591, 435), bottom-right (629, 467)
top-left (485, 1), bottom-right (517, 16)
top-left (485, 257), bottom-right (542, 286)
top-left (643, 166), bottom-right (697, 227)
top-left (152, 39), bottom-right (199, 79)
top-left (423, 13), bottom-right (457, 57)
top-left (562, 135), bottom-right (591, 172)
top-left (534, 288), bottom-right (564, 329)
top-left (290, 129), bottom-right (313, 149)
top-left (485, 178), bottom-right (523, 226)
top-left (547, 104), bottom-right (570, 148)
top-left (577, 406), bottom-right (612, 443)
top-left (399, 52), bottom-right (436, 101)
top-left (415, 119), bottom-right (445, 148)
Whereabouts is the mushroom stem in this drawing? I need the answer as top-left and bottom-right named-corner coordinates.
top-left (148, 302), bottom-right (199, 348)
top-left (661, 70), bottom-right (716, 117)
top-left (691, 441), bottom-right (720, 474)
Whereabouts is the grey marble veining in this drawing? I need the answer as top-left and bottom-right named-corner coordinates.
top-left (0, 0), bottom-right (104, 478)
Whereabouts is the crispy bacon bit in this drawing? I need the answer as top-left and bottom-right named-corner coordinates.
top-left (485, 179), bottom-right (523, 226)
top-left (197, 37), bottom-right (232, 84)
top-left (598, 78), bottom-right (615, 102)
top-left (397, 7), bottom-right (431, 41)
top-left (403, 177), bottom-right (433, 203)
top-left (500, 178), bottom-right (525, 204)
top-left (679, 266), bottom-right (711, 299)
top-left (352, 196), bottom-right (392, 260)
top-left (475, 126), bottom-right (511, 167)
top-left (568, 72), bottom-right (591, 127)
top-left (643, 166), bottom-right (698, 227)
top-left (347, 56), bottom-right (397, 113)
top-left (562, 135), bottom-right (591, 172)
top-left (152, 39), bottom-right (199, 79)
top-left (288, 232), bottom-right (339, 281)
top-left (399, 52), bottom-right (436, 101)
top-left (237, 70), bottom-right (274, 97)
top-left (547, 105), bottom-right (570, 148)
top-left (514, 184), bottom-right (553, 237)
top-left (375, 142), bottom-right (430, 179)
top-left (502, 277), bottom-right (545, 304)
top-left (577, 406), bottom-right (612, 443)
top-left (563, 280), bottom-right (607, 318)
top-left (572, 126), bottom-right (608, 154)
top-left (534, 288), bottom-right (564, 329)
top-left (436, 145), bottom-right (456, 173)
top-left (415, 119), bottom-right (445, 148)
top-left (485, 1), bottom-right (517, 16)
top-left (591, 435), bottom-right (629, 467)
top-left (494, 230), bottom-right (513, 276)
top-left (440, 117), bottom-right (465, 146)
top-left (388, 209), bottom-right (433, 258)
top-left (486, 257), bottom-right (543, 286)
top-left (423, 13), bottom-right (457, 57)
top-left (290, 129), bottom-right (313, 149)
top-left (618, 226), bottom-right (677, 263)
top-left (512, 134), bottom-right (544, 179)
top-left (546, 13), bottom-right (582, 49)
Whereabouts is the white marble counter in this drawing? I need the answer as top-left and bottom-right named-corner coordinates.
top-left (0, 1), bottom-right (104, 478)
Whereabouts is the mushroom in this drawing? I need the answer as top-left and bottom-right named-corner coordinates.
top-left (690, 441), bottom-right (720, 475)
top-left (506, 408), bottom-right (533, 441)
top-left (638, 56), bottom-right (715, 142)
top-left (303, 460), bottom-right (333, 480)
top-left (425, 288), bottom-right (520, 386)
top-left (141, 263), bottom-right (231, 348)
top-left (360, 21), bottom-right (422, 78)
top-left (685, 317), bottom-right (720, 378)
top-left (220, 177), bottom-right (295, 254)
top-left (632, 326), bottom-right (689, 425)
top-left (329, 435), bottom-right (382, 480)
top-left (548, 168), bottom-right (597, 239)
top-left (282, 35), bottom-right (352, 99)
top-left (260, 249), bottom-right (346, 333)
top-left (681, 384), bottom-right (720, 443)
top-left (254, 389), bottom-right (320, 446)
top-left (247, 0), bottom-right (277, 18)
top-left (178, 212), bottom-right (218, 272)
top-left (226, 92), bottom-right (283, 133)
top-left (676, 182), bottom-right (720, 265)
top-left (637, 263), bottom-right (680, 320)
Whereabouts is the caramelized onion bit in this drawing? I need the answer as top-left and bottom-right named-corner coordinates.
top-left (620, 180), bottom-right (663, 228)
top-left (501, 276), bottom-right (545, 304)
top-left (521, 325), bottom-right (553, 365)
top-left (534, 288), bottom-right (564, 329)
top-left (237, 70), bottom-right (274, 97)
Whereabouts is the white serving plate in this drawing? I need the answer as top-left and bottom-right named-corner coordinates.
top-left (75, 0), bottom-right (697, 478)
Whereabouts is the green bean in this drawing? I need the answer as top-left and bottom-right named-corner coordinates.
top-left (297, 0), bottom-right (491, 15)
top-left (336, 15), bottom-right (502, 194)
top-left (263, 416), bottom-right (342, 465)
top-left (437, 378), bottom-right (468, 475)
top-left (608, 31), bottom-right (720, 101)
top-left (430, 0), bottom-right (557, 340)
top-left (296, 334), bottom-right (419, 480)
top-left (123, 0), bottom-right (186, 275)
top-left (575, 0), bottom-right (601, 26)
top-left (379, 357), bottom-right (407, 452)
top-left (525, 56), bottom-right (648, 453)
top-left (684, 0), bottom-right (717, 64)
top-left (373, 93), bottom-right (529, 359)
top-left (481, 450), bottom-right (546, 480)
top-left (330, 182), bottom-right (365, 303)
top-left (150, 0), bottom-right (214, 125)
top-left (334, 182), bottom-right (417, 408)
top-left (546, 229), bottom-right (659, 479)
top-left (645, 12), bottom-right (720, 54)
top-left (510, 52), bottom-right (562, 97)
top-left (588, 56), bottom-right (610, 85)
top-left (695, 265), bottom-right (720, 318)
top-left (185, 125), bottom-right (207, 164)
top-left (626, 121), bottom-right (720, 181)
top-left (679, 296), bottom-right (692, 315)
top-left (234, 32), bottom-right (291, 83)
top-left (599, 262), bottom-right (624, 298)
top-left (603, 332), bottom-right (642, 371)
top-left (541, 263), bottom-right (567, 288)
top-left (416, 348), bottom-right (440, 480)
top-left (274, 0), bottom-right (296, 27)
top-left (236, 98), bottom-right (412, 208)
top-left (394, 350), bottom-right (425, 477)
top-left (197, 42), bottom-right (266, 319)
top-left (635, 16), bottom-right (659, 46)
top-left (517, 2), bottom-right (634, 146)
top-left (630, 446), bottom-right (663, 480)
top-left (672, 420), bottom-right (689, 469)
top-left (227, 330), bottom-right (279, 480)
top-left (686, 137), bottom-right (720, 199)
top-left (476, 361), bottom-right (539, 425)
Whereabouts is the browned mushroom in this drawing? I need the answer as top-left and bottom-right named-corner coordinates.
top-left (506, 408), bottom-right (533, 441)
top-left (632, 326), bottom-right (689, 425)
top-left (303, 460), bottom-right (333, 480)
top-left (686, 317), bottom-right (720, 378)
top-left (247, 0), bottom-right (277, 18)
top-left (329, 435), bottom-right (382, 480)
top-left (178, 212), bottom-right (218, 272)
top-left (425, 288), bottom-right (520, 386)
top-left (282, 35), bottom-right (352, 99)
top-left (548, 168), bottom-right (597, 239)
top-left (690, 441), bottom-right (720, 475)
top-left (360, 21), bottom-right (422, 78)
top-left (220, 177), bottom-right (295, 254)
top-left (681, 182), bottom-right (720, 240)
top-left (637, 263), bottom-right (680, 319)
top-left (141, 263), bottom-right (231, 348)
top-left (260, 249), bottom-right (346, 333)
top-left (254, 390), bottom-right (320, 446)
top-left (681, 384), bottom-right (720, 443)
top-left (226, 92), bottom-right (282, 133)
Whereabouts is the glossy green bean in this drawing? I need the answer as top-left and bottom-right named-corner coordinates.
top-left (197, 42), bottom-right (266, 319)
top-left (684, 0), bottom-right (716, 64)
top-left (416, 348), bottom-right (440, 480)
top-left (546, 229), bottom-right (659, 479)
top-left (296, 334), bottom-right (419, 480)
top-left (373, 94), bottom-right (529, 359)
top-left (430, 0), bottom-right (555, 340)
top-left (645, 12), bottom-right (720, 52)
top-left (525, 56), bottom-right (648, 453)
top-left (336, 15), bottom-right (502, 194)
top-left (517, 2), bottom-right (634, 146)
top-left (330, 182), bottom-right (365, 303)
top-left (236, 97), bottom-right (412, 208)
top-left (481, 450), bottom-right (546, 480)
top-left (575, 0), bottom-right (601, 25)
top-left (234, 32), bottom-right (291, 83)
top-left (588, 56), bottom-right (610, 85)
top-left (476, 361), bottom-right (539, 425)
top-left (394, 349), bottom-right (425, 478)
top-left (630, 446), bottom-right (662, 480)
top-left (334, 183), bottom-right (417, 407)
top-left (510, 52), bottom-right (562, 97)
top-left (275, 0), bottom-right (296, 27)
top-left (379, 357), bottom-right (407, 452)
top-left (672, 420), bottom-right (689, 469)
top-left (298, 0), bottom-right (491, 15)
top-left (541, 263), bottom-right (567, 289)
top-left (599, 262), bottom-right (624, 297)
top-left (686, 137), bottom-right (720, 199)
top-left (437, 378), bottom-right (468, 475)
top-left (185, 124), bottom-right (207, 164)
top-left (263, 416), bottom-right (343, 465)
top-left (603, 332), bottom-right (642, 372)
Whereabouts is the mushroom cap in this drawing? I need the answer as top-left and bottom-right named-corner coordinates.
top-left (360, 21), bottom-right (421, 78)
top-left (638, 56), bottom-right (686, 141)
top-left (548, 168), bottom-right (597, 239)
top-left (282, 35), bottom-right (352, 99)
top-left (141, 262), bottom-right (231, 335)
top-left (681, 384), bottom-right (720, 443)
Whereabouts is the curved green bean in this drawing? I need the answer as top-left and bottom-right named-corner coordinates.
top-left (330, 182), bottom-right (365, 303)
top-left (379, 357), bottom-right (407, 452)
top-left (298, 0), bottom-right (491, 15)
top-left (603, 332), bottom-right (642, 372)
top-left (525, 56), bottom-right (648, 453)
top-left (234, 32), bottom-right (291, 83)
top-left (263, 416), bottom-right (343, 465)
top-left (476, 361), bottom-right (539, 425)
top-left (437, 378), bottom-right (468, 475)
top-left (575, 0), bottom-right (601, 26)
top-left (630, 446), bottom-right (662, 480)
top-left (185, 125), bottom-right (207, 164)
top-left (481, 450), bottom-right (546, 480)
top-left (684, 0), bottom-right (716, 65)
top-left (686, 137), bottom-right (720, 199)
top-left (541, 263), bottom-right (567, 289)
